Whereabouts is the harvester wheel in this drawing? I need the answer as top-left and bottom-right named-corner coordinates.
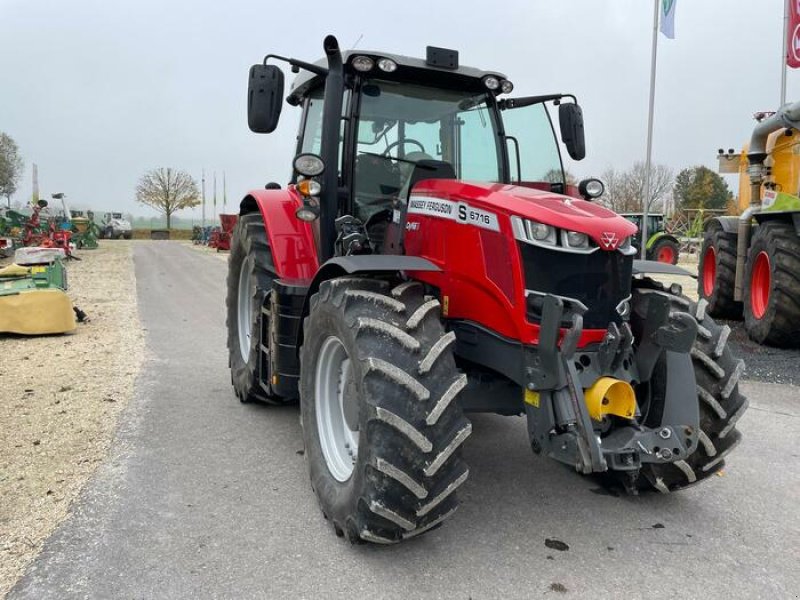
top-left (226, 212), bottom-right (287, 404)
top-left (743, 221), bottom-right (800, 347)
top-left (698, 225), bottom-right (742, 319)
top-left (634, 286), bottom-right (747, 492)
top-left (648, 237), bottom-right (679, 265)
top-left (300, 278), bottom-right (471, 544)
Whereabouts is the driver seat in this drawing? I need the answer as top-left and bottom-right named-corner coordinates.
top-left (397, 151), bottom-right (434, 198)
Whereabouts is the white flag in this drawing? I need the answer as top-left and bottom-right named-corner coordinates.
top-left (660, 0), bottom-right (676, 39)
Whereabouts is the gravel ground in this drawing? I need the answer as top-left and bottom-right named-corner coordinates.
top-left (0, 241), bottom-right (144, 597)
top-left (651, 254), bottom-right (800, 386)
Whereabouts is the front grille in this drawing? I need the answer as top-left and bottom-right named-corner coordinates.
top-left (518, 243), bottom-right (633, 330)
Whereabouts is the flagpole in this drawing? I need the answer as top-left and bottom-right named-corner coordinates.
top-left (782, 0), bottom-right (789, 107)
top-left (201, 169), bottom-right (206, 229)
top-left (641, 0), bottom-right (660, 259)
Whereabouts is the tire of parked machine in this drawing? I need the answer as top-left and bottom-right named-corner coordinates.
top-left (633, 285), bottom-right (748, 492)
top-left (226, 212), bottom-right (287, 404)
top-left (123, 232), bottom-right (132, 240)
top-left (698, 225), bottom-right (742, 319)
top-left (300, 277), bottom-right (471, 544)
top-left (647, 237), bottom-right (679, 265)
top-left (742, 220), bottom-right (800, 347)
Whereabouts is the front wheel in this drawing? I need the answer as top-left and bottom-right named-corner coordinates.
top-left (698, 226), bottom-right (742, 319)
top-left (633, 287), bottom-right (747, 492)
top-left (300, 278), bottom-right (471, 544)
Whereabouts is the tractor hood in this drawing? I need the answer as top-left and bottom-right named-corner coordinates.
top-left (412, 180), bottom-right (637, 250)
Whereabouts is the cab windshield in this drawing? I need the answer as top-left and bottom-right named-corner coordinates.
top-left (353, 80), bottom-right (501, 220)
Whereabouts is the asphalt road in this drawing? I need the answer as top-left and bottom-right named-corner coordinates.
top-left (10, 242), bottom-right (800, 599)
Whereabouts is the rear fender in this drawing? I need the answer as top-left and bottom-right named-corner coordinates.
top-left (240, 188), bottom-right (319, 284)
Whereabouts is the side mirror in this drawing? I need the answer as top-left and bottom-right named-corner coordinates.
top-left (248, 64), bottom-right (284, 133)
top-left (559, 103), bottom-right (586, 161)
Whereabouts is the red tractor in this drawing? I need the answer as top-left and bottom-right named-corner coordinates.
top-left (227, 36), bottom-right (747, 544)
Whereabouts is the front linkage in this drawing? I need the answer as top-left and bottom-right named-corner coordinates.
top-left (524, 285), bottom-right (702, 492)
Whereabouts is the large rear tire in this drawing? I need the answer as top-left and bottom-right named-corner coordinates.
top-left (634, 286), bottom-right (747, 492)
top-left (743, 221), bottom-right (800, 347)
top-left (698, 225), bottom-right (742, 319)
top-left (300, 278), bottom-right (471, 544)
top-left (225, 212), bottom-right (287, 404)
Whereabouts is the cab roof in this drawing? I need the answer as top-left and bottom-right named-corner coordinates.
top-left (288, 49), bottom-right (507, 104)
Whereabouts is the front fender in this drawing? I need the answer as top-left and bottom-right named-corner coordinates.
top-left (645, 231), bottom-right (679, 249)
top-left (241, 189), bottom-right (319, 284)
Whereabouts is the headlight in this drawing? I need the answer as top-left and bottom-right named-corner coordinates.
top-left (293, 153), bottom-right (325, 177)
top-left (377, 57), bottom-right (397, 72)
top-left (295, 198), bottom-right (320, 222)
top-left (351, 56), bottom-right (374, 72)
top-left (562, 230), bottom-right (589, 249)
top-left (483, 75), bottom-right (500, 91)
top-left (500, 80), bottom-right (514, 94)
top-left (578, 178), bottom-right (605, 200)
top-left (525, 220), bottom-right (556, 245)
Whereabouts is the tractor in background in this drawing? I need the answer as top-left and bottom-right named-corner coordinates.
top-left (701, 104), bottom-right (800, 346)
top-left (226, 36), bottom-right (746, 544)
top-left (621, 212), bottom-right (680, 264)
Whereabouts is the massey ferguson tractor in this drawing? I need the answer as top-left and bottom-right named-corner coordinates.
top-left (227, 36), bottom-right (747, 544)
top-left (701, 104), bottom-right (800, 346)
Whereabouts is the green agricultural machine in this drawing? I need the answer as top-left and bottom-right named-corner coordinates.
top-left (70, 210), bottom-right (100, 249)
top-left (622, 213), bottom-right (680, 264)
top-left (0, 250), bottom-right (76, 335)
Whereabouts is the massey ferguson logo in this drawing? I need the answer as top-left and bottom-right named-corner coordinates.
top-left (600, 232), bottom-right (619, 249)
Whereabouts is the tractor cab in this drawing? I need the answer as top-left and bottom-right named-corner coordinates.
top-left (249, 38), bottom-right (600, 261)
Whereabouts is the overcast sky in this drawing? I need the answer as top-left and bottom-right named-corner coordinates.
top-left (0, 0), bottom-right (795, 219)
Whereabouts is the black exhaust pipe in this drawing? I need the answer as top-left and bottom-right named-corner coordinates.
top-left (318, 35), bottom-right (344, 263)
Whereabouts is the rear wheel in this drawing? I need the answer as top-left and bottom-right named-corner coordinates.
top-left (225, 212), bottom-right (287, 403)
top-left (743, 221), bottom-right (800, 347)
top-left (633, 286), bottom-right (747, 492)
top-left (698, 226), bottom-right (742, 319)
top-left (648, 237), bottom-right (679, 264)
top-left (300, 278), bottom-right (471, 543)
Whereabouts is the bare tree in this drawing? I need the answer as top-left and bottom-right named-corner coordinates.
top-left (543, 168), bottom-right (578, 186)
top-left (135, 168), bottom-right (200, 229)
top-left (0, 132), bottom-right (24, 207)
top-left (600, 162), bottom-right (673, 213)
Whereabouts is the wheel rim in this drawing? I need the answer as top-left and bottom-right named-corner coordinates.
top-left (702, 246), bottom-right (717, 297)
top-left (237, 258), bottom-right (252, 362)
top-left (750, 251), bottom-right (771, 320)
top-left (315, 336), bottom-right (358, 482)
top-left (657, 245), bottom-right (675, 264)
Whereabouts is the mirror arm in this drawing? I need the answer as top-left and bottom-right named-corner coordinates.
top-left (263, 54), bottom-right (329, 77)
top-left (499, 93), bottom-right (577, 110)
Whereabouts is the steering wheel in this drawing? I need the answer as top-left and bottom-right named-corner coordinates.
top-left (383, 139), bottom-right (425, 157)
